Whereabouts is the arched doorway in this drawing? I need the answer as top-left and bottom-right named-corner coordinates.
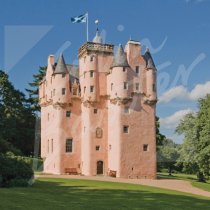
top-left (97, 161), bottom-right (103, 175)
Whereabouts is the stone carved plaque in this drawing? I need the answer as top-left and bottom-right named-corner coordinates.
top-left (96, 127), bottom-right (103, 138)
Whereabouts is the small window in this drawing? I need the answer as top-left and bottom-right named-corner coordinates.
top-left (123, 125), bottom-right (129, 133)
top-left (123, 67), bottom-right (126, 72)
top-left (136, 83), bottom-right (139, 91)
top-left (66, 111), bottom-right (71, 117)
top-left (124, 107), bottom-right (129, 114)
top-left (111, 83), bottom-right (113, 91)
top-left (90, 56), bottom-right (94, 62)
top-left (136, 66), bottom-right (139, 74)
top-left (62, 88), bottom-right (66, 95)
top-left (109, 145), bottom-right (112, 150)
top-left (124, 82), bottom-right (128, 90)
top-left (90, 86), bottom-right (94, 93)
top-left (51, 91), bottom-right (53, 98)
top-left (94, 109), bottom-right (97, 114)
top-left (66, 139), bottom-right (73, 153)
top-left (84, 73), bottom-right (85, 78)
top-left (90, 71), bottom-right (94, 78)
top-left (96, 146), bottom-right (100, 151)
top-left (62, 73), bottom-right (65, 78)
top-left (84, 126), bottom-right (86, 132)
top-left (143, 144), bottom-right (148, 151)
top-left (53, 89), bottom-right (55, 96)
top-left (84, 86), bottom-right (86, 93)
top-left (51, 139), bottom-right (53, 153)
top-left (153, 84), bottom-right (156, 92)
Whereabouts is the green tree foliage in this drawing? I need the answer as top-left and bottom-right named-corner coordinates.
top-left (176, 94), bottom-right (210, 181)
top-left (157, 138), bottom-right (180, 175)
top-left (0, 70), bottom-right (35, 156)
top-left (156, 116), bottom-right (166, 147)
top-left (25, 66), bottom-right (46, 112)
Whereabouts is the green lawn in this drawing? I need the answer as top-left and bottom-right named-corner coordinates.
top-left (0, 178), bottom-right (210, 210)
top-left (158, 172), bottom-right (210, 192)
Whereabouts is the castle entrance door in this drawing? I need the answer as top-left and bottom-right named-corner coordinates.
top-left (97, 161), bottom-right (103, 175)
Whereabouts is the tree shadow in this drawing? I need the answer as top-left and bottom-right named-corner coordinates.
top-left (0, 178), bottom-right (210, 210)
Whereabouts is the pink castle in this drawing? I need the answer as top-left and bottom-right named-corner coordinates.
top-left (39, 30), bottom-right (157, 179)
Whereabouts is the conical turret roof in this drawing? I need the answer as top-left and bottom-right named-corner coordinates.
top-left (92, 29), bottom-right (103, 44)
top-left (111, 44), bottom-right (129, 68)
top-left (144, 48), bottom-right (156, 71)
top-left (54, 54), bottom-right (68, 74)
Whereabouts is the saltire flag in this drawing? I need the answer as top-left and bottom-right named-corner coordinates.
top-left (71, 13), bottom-right (87, 23)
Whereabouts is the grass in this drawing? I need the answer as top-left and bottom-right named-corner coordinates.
top-left (158, 172), bottom-right (210, 192)
top-left (0, 178), bottom-right (210, 210)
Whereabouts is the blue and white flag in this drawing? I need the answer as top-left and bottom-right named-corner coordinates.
top-left (71, 13), bottom-right (87, 23)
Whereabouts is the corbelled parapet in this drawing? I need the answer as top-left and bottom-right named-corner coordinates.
top-left (78, 42), bottom-right (114, 58)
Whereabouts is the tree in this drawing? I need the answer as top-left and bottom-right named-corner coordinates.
top-left (156, 116), bottom-right (166, 147)
top-left (25, 66), bottom-right (46, 112)
top-left (176, 94), bottom-right (210, 181)
top-left (158, 138), bottom-right (180, 175)
top-left (0, 70), bottom-right (36, 156)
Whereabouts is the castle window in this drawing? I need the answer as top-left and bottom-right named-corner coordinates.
top-left (94, 108), bottom-right (97, 114)
top-left (66, 139), bottom-right (73, 153)
top-left (90, 71), bottom-right (94, 78)
top-left (136, 83), bottom-right (139, 91)
top-left (153, 84), bottom-right (156, 92)
top-left (51, 139), bottom-right (53, 153)
top-left (123, 67), bottom-right (126, 72)
top-left (96, 145), bottom-right (100, 151)
top-left (143, 144), bottom-right (149, 152)
top-left (84, 86), bottom-right (86, 93)
top-left (90, 86), bottom-right (94, 93)
top-left (123, 125), bottom-right (129, 133)
top-left (124, 107), bottom-right (129, 114)
top-left (73, 88), bottom-right (77, 95)
top-left (124, 82), bottom-right (128, 90)
top-left (136, 66), bottom-right (139, 74)
top-left (66, 111), bottom-right (71, 117)
top-left (62, 88), bottom-right (66, 95)
top-left (111, 83), bottom-right (113, 91)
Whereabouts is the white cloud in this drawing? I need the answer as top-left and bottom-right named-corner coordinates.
top-left (158, 81), bottom-right (210, 104)
top-left (160, 109), bottom-right (193, 129)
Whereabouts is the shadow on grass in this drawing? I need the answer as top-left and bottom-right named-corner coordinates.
top-left (0, 178), bottom-right (210, 210)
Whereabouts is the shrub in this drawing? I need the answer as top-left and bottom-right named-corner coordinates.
top-left (0, 154), bottom-right (34, 187)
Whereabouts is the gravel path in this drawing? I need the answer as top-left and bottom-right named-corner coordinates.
top-left (36, 174), bottom-right (210, 198)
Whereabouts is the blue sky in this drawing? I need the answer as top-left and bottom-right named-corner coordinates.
top-left (0, 0), bottom-right (210, 143)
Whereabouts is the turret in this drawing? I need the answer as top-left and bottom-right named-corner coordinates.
top-left (108, 44), bottom-right (131, 101)
top-left (79, 30), bottom-right (114, 103)
top-left (143, 48), bottom-right (157, 104)
top-left (52, 54), bottom-right (71, 104)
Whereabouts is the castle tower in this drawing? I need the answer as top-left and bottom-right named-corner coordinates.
top-left (107, 41), bottom-right (157, 178)
top-left (78, 30), bottom-right (114, 176)
top-left (40, 54), bottom-right (81, 174)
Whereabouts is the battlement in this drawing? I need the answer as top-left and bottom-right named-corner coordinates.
top-left (78, 42), bottom-right (114, 58)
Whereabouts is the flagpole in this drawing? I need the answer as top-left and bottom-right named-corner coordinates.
top-left (86, 12), bottom-right (89, 42)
